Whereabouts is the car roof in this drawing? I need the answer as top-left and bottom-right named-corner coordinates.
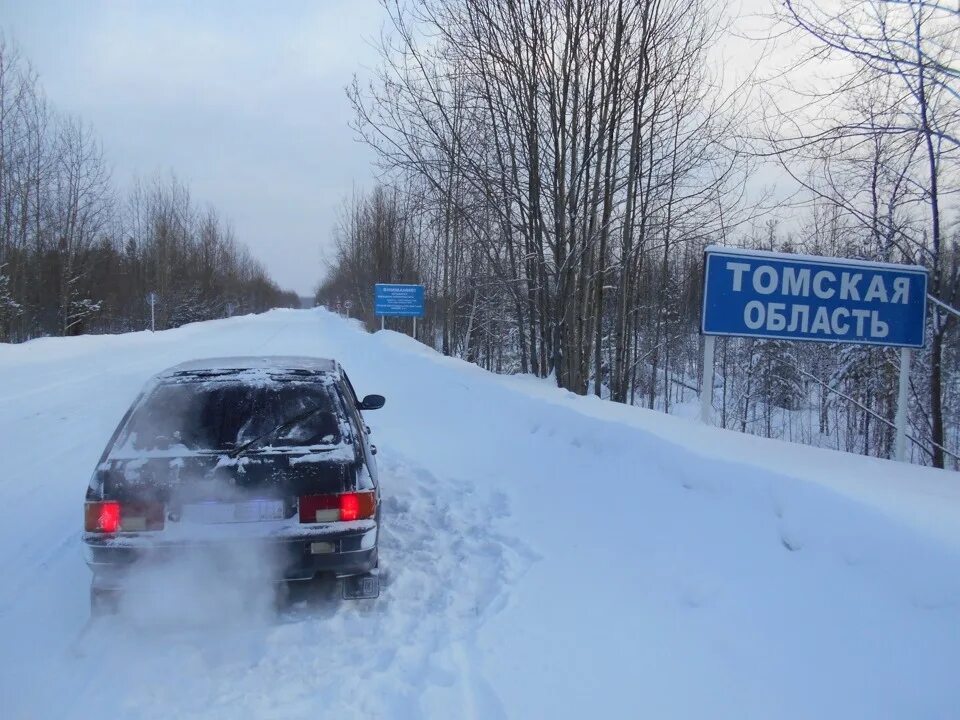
top-left (159, 356), bottom-right (339, 377)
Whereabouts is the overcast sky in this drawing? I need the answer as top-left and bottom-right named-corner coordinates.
top-left (0, 0), bottom-right (385, 296)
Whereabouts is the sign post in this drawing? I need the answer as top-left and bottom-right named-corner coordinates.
top-left (894, 347), bottom-right (911, 462)
top-left (700, 334), bottom-right (715, 424)
top-left (700, 247), bottom-right (927, 461)
top-left (374, 283), bottom-right (425, 336)
top-left (146, 291), bottom-right (158, 332)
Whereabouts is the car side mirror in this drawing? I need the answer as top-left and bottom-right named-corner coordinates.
top-left (360, 394), bottom-right (385, 410)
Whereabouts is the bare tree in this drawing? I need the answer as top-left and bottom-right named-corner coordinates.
top-left (769, 0), bottom-right (960, 466)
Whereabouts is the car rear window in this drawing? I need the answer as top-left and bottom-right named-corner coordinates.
top-left (118, 377), bottom-right (344, 452)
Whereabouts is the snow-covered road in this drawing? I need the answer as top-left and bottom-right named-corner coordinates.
top-left (1, 308), bottom-right (958, 719)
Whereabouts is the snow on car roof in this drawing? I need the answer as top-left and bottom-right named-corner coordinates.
top-left (161, 356), bottom-right (339, 376)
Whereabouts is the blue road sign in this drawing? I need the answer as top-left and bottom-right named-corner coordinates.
top-left (374, 283), bottom-right (425, 318)
top-left (701, 247), bottom-right (927, 348)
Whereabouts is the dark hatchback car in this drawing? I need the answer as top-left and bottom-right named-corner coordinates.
top-left (83, 356), bottom-right (385, 612)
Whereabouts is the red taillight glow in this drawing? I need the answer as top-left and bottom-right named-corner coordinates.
top-left (85, 501), bottom-right (121, 533)
top-left (340, 493), bottom-right (361, 522)
top-left (99, 502), bottom-right (121, 532)
top-left (299, 491), bottom-right (376, 523)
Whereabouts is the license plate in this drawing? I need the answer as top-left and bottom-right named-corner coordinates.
top-left (182, 500), bottom-right (285, 524)
top-left (342, 574), bottom-right (380, 600)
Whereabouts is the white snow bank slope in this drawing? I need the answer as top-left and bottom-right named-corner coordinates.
top-left (1, 308), bottom-right (958, 720)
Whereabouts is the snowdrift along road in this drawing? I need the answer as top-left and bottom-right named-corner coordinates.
top-left (1, 308), bottom-right (958, 720)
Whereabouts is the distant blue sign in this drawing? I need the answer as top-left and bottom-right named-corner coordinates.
top-left (374, 283), bottom-right (425, 318)
top-left (701, 247), bottom-right (927, 348)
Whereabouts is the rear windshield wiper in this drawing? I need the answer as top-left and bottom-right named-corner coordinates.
top-left (228, 405), bottom-right (333, 459)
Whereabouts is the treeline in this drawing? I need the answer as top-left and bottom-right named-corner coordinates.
top-left (318, 0), bottom-right (958, 468)
top-left (0, 37), bottom-right (297, 342)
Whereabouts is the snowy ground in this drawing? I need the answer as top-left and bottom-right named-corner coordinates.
top-left (1, 308), bottom-right (958, 719)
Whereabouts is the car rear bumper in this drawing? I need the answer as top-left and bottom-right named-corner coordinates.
top-left (84, 521), bottom-right (378, 583)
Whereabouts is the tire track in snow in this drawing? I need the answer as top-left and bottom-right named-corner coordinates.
top-left (292, 449), bottom-right (535, 718)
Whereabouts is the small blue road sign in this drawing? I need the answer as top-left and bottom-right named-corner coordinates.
top-left (374, 283), bottom-right (425, 318)
top-left (701, 247), bottom-right (927, 348)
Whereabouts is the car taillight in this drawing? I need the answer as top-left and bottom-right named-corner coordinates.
top-left (299, 492), bottom-right (376, 523)
top-left (85, 501), bottom-right (121, 533)
top-left (84, 501), bottom-right (164, 533)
